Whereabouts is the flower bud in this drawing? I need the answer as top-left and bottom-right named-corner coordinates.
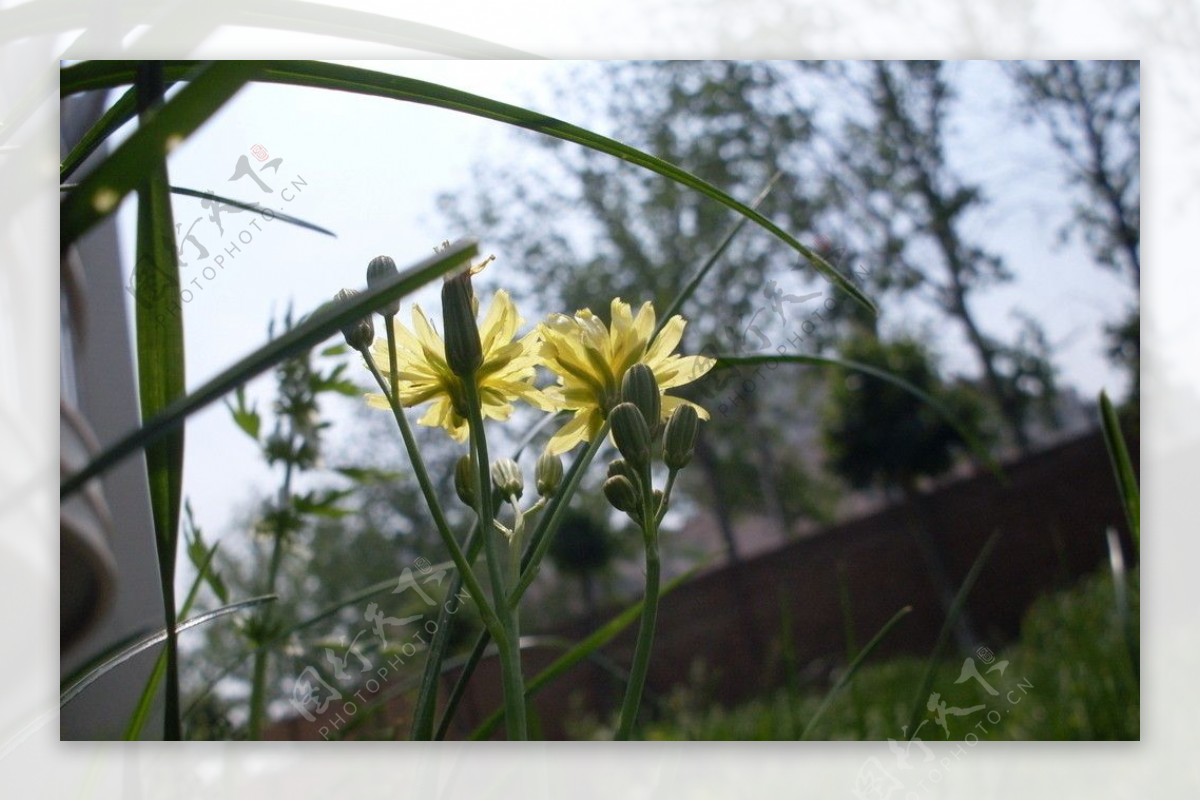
top-left (333, 288), bottom-right (375, 351)
top-left (535, 450), bottom-right (563, 497)
top-left (663, 403), bottom-right (699, 470)
top-left (606, 458), bottom-right (642, 493)
top-left (491, 457), bottom-right (524, 502)
top-left (609, 402), bottom-right (651, 469)
top-left (621, 363), bottom-right (662, 437)
top-left (441, 270), bottom-right (483, 378)
top-left (366, 255), bottom-right (401, 317)
top-left (603, 475), bottom-right (641, 516)
top-left (454, 456), bottom-right (476, 507)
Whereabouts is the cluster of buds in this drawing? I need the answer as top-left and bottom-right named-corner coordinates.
top-left (603, 364), bottom-right (700, 526)
top-left (333, 254), bottom-right (402, 353)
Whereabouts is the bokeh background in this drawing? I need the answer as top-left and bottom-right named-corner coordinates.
top-left (7, 0), bottom-right (1200, 796)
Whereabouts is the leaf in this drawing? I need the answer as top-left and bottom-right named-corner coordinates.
top-left (293, 488), bottom-right (354, 518)
top-left (801, 605), bottom-right (912, 739)
top-left (225, 385), bottom-right (261, 443)
top-left (467, 565), bottom-right (702, 741)
top-left (59, 60), bottom-right (875, 314)
top-left (60, 85), bottom-right (137, 182)
top-left (61, 239), bottom-right (480, 498)
top-left (125, 508), bottom-right (226, 740)
top-left (60, 595), bottom-right (277, 708)
top-left (1099, 390), bottom-right (1139, 550)
top-left (168, 186), bottom-right (335, 237)
top-left (904, 529), bottom-right (1002, 739)
top-left (333, 466), bottom-right (401, 483)
top-left (183, 500), bottom-right (228, 604)
top-left (132, 61), bottom-right (186, 741)
top-left (180, 565), bottom-right (453, 720)
top-left (656, 171), bottom-right (783, 334)
top-left (61, 61), bottom-right (261, 249)
top-left (713, 353), bottom-right (1005, 483)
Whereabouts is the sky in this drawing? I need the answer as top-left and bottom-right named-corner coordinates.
top-left (105, 60), bottom-right (1138, 561)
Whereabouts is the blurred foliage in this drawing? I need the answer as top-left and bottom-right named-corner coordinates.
top-left (613, 567), bottom-right (1139, 741)
top-left (822, 333), bottom-right (988, 490)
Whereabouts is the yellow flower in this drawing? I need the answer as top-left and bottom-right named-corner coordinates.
top-left (366, 290), bottom-right (552, 441)
top-left (538, 298), bottom-right (716, 455)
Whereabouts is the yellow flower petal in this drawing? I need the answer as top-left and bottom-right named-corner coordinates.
top-left (366, 287), bottom-right (548, 441)
top-left (538, 299), bottom-right (711, 453)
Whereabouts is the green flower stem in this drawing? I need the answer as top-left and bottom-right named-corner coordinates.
top-left (248, 433), bottom-right (296, 740)
top-left (462, 378), bottom-right (527, 740)
top-left (510, 423), bottom-right (610, 604)
top-left (655, 469), bottom-right (678, 526)
top-left (360, 350), bottom-right (503, 643)
top-left (615, 461), bottom-right (663, 741)
top-left (433, 430), bottom-right (606, 739)
top-left (410, 521), bottom-right (482, 740)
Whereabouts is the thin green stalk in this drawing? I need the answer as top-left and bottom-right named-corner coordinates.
top-left (434, 424), bottom-right (609, 739)
top-left (360, 350), bottom-right (503, 642)
top-left (463, 379), bottom-right (527, 740)
top-left (511, 422), bottom-right (610, 602)
top-left (655, 469), bottom-right (678, 526)
top-left (409, 523), bottom-right (483, 740)
top-left (248, 448), bottom-right (294, 740)
top-left (124, 540), bottom-right (221, 740)
top-left (615, 462), bottom-right (663, 740)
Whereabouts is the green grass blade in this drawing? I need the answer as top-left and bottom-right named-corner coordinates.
top-left (656, 172), bottom-right (782, 333)
top-left (167, 186), bottom-right (337, 237)
top-left (123, 539), bottom-right (222, 740)
top-left (410, 526), bottom-right (482, 740)
top-left (1105, 526), bottom-right (1139, 682)
top-left (801, 605), bottom-right (912, 739)
top-left (714, 353), bottom-right (1004, 482)
top-left (60, 595), bottom-right (277, 708)
top-left (59, 60), bottom-right (874, 313)
top-left (904, 529), bottom-right (1002, 739)
top-left (61, 61), bottom-right (260, 249)
top-left (467, 566), bottom-right (702, 741)
top-left (1099, 390), bottom-right (1139, 550)
top-left (61, 239), bottom-right (479, 498)
top-left (60, 85), bottom-right (137, 182)
top-left (132, 62), bottom-right (186, 740)
top-left (434, 435), bottom-right (607, 738)
top-left (181, 563), bottom-right (452, 722)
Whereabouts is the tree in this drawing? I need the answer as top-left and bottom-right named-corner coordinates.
top-left (1008, 60), bottom-right (1140, 403)
top-left (822, 332), bottom-right (989, 651)
top-left (829, 61), bottom-right (1056, 454)
top-left (440, 61), bottom-right (839, 562)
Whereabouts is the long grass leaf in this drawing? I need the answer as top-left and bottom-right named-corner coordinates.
top-left (59, 60), bottom-right (874, 313)
top-left (123, 539), bottom-right (222, 740)
top-left (904, 529), bottom-right (1002, 739)
top-left (61, 240), bottom-right (479, 498)
top-left (468, 566), bottom-right (701, 741)
top-left (60, 85), bottom-right (137, 182)
top-left (181, 563), bottom-right (452, 721)
top-left (656, 172), bottom-right (782, 333)
top-left (167, 186), bottom-right (336, 237)
top-left (60, 595), bottom-right (276, 708)
top-left (61, 61), bottom-right (260, 248)
top-left (801, 605), bottom-right (912, 739)
top-left (132, 62), bottom-right (187, 739)
top-left (1099, 390), bottom-right (1139, 550)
